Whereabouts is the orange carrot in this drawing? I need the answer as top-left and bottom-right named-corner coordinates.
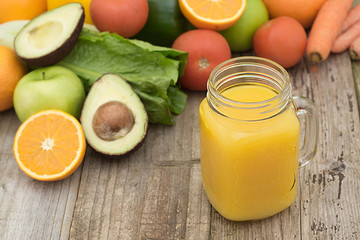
top-left (349, 35), bottom-right (360, 60)
top-left (340, 3), bottom-right (360, 33)
top-left (332, 20), bottom-right (360, 53)
top-left (306, 0), bottom-right (353, 63)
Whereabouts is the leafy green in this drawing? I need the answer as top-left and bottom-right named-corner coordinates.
top-left (130, 39), bottom-right (187, 77)
top-left (167, 86), bottom-right (188, 114)
top-left (58, 28), bottom-right (188, 125)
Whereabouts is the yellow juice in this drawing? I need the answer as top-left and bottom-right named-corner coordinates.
top-left (199, 84), bottom-right (300, 221)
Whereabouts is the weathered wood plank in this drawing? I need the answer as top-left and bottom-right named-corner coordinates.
top-left (69, 92), bottom-right (211, 240)
top-left (0, 110), bottom-right (82, 240)
top-left (295, 53), bottom-right (360, 239)
top-left (352, 60), bottom-right (360, 116)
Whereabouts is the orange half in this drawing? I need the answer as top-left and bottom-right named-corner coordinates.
top-left (179, 0), bottom-right (246, 31)
top-left (13, 109), bottom-right (86, 181)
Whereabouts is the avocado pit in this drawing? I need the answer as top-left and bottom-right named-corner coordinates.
top-left (92, 101), bottom-right (134, 141)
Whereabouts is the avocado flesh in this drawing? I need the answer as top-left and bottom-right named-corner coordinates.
top-left (14, 3), bottom-right (84, 67)
top-left (81, 74), bottom-right (148, 156)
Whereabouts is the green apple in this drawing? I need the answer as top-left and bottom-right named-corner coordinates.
top-left (13, 66), bottom-right (86, 122)
top-left (220, 0), bottom-right (269, 52)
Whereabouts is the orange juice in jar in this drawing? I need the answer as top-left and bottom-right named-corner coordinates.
top-left (199, 57), bottom-right (318, 221)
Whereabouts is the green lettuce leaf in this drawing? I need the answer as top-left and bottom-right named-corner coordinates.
top-left (58, 28), bottom-right (188, 125)
top-left (167, 86), bottom-right (188, 115)
top-left (130, 39), bottom-right (188, 77)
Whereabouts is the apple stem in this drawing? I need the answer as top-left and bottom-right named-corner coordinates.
top-left (42, 71), bottom-right (45, 80)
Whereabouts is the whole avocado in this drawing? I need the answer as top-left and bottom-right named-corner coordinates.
top-left (133, 0), bottom-right (194, 47)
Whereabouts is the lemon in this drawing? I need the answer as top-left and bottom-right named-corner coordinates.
top-left (47, 0), bottom-right (93, 24)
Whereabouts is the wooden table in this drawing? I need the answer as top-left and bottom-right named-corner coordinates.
top-left (2, 27), bottom-right (360, 240)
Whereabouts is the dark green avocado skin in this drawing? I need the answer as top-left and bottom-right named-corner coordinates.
top-left (15, 6), bottom-right (85, 68)
top-left (132, 0), bottom-right (194, 47)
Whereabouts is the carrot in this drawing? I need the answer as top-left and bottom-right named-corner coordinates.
top-left (349, 35), bottom-right (360, 60)
top-left (332, 20), bottom-right (360, 53)
top-left (340, 3), bottom-right (360, 33)
top-left (306, 0), bottom-right (353, 63)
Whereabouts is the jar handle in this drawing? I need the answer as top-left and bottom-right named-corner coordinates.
top-left (293, 96), bottom-right (319, 168)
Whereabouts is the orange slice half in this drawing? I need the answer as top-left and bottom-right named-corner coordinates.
top-left (179, 0), bottom-right (247, 31)
top-left (13, 109), bottom-right (86, 181)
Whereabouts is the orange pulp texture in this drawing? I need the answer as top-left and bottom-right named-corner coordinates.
top-left (13, 109), bottom-right (86, 181)
top-left (179, 0), bottom-right (247, 31)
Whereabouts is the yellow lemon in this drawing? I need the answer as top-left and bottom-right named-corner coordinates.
top-left (47, 0), bottom-right (93, 24)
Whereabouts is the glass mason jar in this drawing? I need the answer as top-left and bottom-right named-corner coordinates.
top-left (199, 56), bottom-right (318, 221)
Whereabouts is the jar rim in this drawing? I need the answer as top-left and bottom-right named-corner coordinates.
top-left (207, 56), bottom-right (290, 107)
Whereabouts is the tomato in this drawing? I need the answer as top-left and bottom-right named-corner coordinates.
top-left (172, 29), bottom-right (231, 91)
top-left (253, 16), bottom-right (307, 68)
top-left (90, 0), bottom-right (148, 38)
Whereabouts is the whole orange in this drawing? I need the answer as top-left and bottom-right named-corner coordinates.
top-left (0, 46), bottom-right (28, 112)
top-left (0, 0), bottom-right (47, 23)
top-left (262, 0), bottom-right (327, 29)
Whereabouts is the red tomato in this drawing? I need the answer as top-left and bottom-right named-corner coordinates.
top-left (172, 29), bottom-right (231, 91)
top-left (253, 16), bottom-right (307, 68)
top-left (90, 0), bottom-right (148, 38)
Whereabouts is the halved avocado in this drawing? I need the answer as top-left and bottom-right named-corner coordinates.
top-left (14, 3), bottom-right (84, 67)
top-left (81, 74), bottom-right (148, 156)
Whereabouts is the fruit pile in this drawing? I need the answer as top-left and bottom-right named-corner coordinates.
top-left (0, 0), bottom-right (359, 181)
top-left (170, 0), bottom-right (359, 89)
